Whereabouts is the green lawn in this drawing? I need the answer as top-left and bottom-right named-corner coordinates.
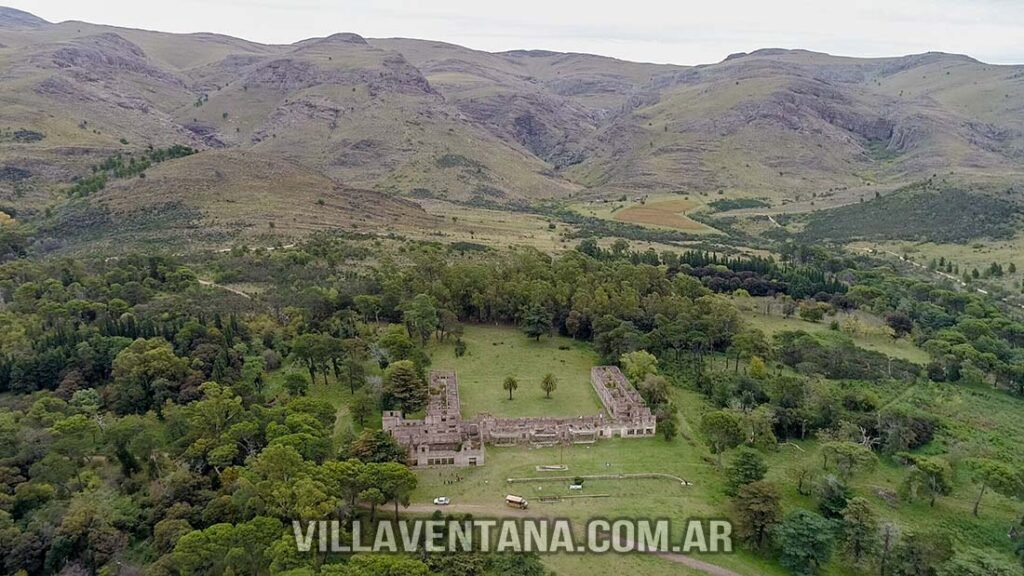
top-left (410, 430), bottom-right (785, 576)
top-left (428, 324), bottom-right (605, 418)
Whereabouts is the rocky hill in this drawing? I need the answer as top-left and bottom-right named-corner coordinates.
top-left (0, 7), bottom-right (1022, 248)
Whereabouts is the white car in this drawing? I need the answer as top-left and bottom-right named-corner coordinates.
top-left (433, 497), bottom-right (450, 505)
top-left (569, 484), bottom-right (584, 490)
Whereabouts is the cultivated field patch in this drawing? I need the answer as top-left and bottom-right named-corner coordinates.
top-left (612, 198), bottom-right (710, 231)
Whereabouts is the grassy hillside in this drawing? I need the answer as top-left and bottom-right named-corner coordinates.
top-left (43, 149), bottom-right (439, 252)
top-left (4, 9), bottom-right (1024, 254)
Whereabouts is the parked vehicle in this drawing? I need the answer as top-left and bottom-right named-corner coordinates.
top-left (433, 497), bottom-right (450, 505)
top-left (505, 494), bottom-right (528, 509)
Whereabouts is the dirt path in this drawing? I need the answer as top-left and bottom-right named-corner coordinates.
top-left (857, 247), bottom-right (1024, 313)
top-left (648, 550), bottom-right (744, 576)
top-left (197, 278), bottom-right (252, 299)
top-left (401, 504), bottom-right (745, 576)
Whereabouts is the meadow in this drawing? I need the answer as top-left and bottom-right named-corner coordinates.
top-left (428, 324), bottom-right (605, 418)
top-left (731, 296), bottom-right (931, 365)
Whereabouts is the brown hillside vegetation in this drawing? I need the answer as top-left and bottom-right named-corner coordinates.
top-left (1, 7), bottom-right (1023, 250)
top-left (48, 149), bottom-right (437, 252)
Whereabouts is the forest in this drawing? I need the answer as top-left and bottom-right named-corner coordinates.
top-left (1, 234), bottom-right (1024, 575)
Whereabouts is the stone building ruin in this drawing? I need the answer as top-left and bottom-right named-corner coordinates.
top-left (383, 366), bottom-right (656, 468)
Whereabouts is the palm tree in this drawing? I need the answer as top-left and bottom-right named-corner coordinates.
top-left (503, 376), bottom-right (518, 400)
top-left (541, 373), bottom-right (557, 399)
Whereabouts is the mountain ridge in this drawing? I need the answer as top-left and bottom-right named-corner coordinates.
top-left (0, 7), bottom-right (1021, 251)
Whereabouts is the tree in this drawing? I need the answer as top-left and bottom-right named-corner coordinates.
top-left (540, 373), bottom-right (557, 399)
top-left (776, 509), bottom-right (834, 576)
top-left (153, 518), bottom-right (192, 554)
top-left (376, 462), bottom-right (418, 520)
top-left (327, 554), bottom-right (432, 576)
top-left (169, 517), bottom-right (283, 576)
top-left (54, 494), bottom-right (128, 571)
top-left (700, 411), bottom-right (743, 464)
top-left (453, 338), bottom-right (467, 357)
top-left (502, 376), bottom-right (518, 401)
top-left (353, 294), bottom-right (383, 324)
top-left (939, 548), bottom-right (1021, 576)
top-left (638, 374), bottom-right (671, 406)
top-left (49, 414), bottom-right (100, 489)
top-left (435, 309), bottom-right (459, 342)
top-left (965, 458), bottom-right (1023, 517)
top-left (749, 356), bottom-right (768, 379)
top-left (565, 310), bottom-right (583, 340)
top-left (321, 458), bottom-right (366, 510)
top-left (840, 497), bottom-right (877, 564)
top-left (284, 372), bottom-right (309, 397)
top-left (725, 447), bottom-right (768, 496)
top-left (383, 360), bottom-right (426, 413)
top-left (350, 390), bottom-right (374, 427)
top-left (889, 531), bottom-right (953, 576)
top-left (487, 552), bottom-right (547, 576)
top-left (902, 456), bottom-right (953, 507)
top-left (656, 406), bottom-right (679, 441)
top-left (350, 429), bottom-right (407, 464)
top-left (522, 306), bottom-right (551, 341)
top-left (403, 294), bottom-right (438, 345)
top-left (817, 474), bottom-right (851, 519)
top-left (620, 350), bottom-right (658, 383)
top-left (732, 328), bottom-right (769, 373)
top-left (885, 312), bottom-right (914, 339)
top-left (593, 317), bottom-right (643, 363)
top-left (109, 338), bottom-right (190, 414)
top-left (821, 441), bottom-right (877, 479)
top-left (290, 333), bottom-right (330, 385)
top-left (359, 488), bottom-right (386, 523)
top-left (341, 357), bottom-right (366, 395)
top-left (789, 464), bottom-right (816, 496)
top-left (733, 480), bottom-right (782, 550)
top-left (799, 303), bottom-right (826, 323)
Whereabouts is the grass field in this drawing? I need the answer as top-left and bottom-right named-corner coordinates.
top-left (412, 199), bottom-right (570, 253)
top-left (410, 430), bottom-right (785, 576)
top-left (428, 324), bottom-right (604, 418)
top-left (732, 296), bottom-right (931, 365)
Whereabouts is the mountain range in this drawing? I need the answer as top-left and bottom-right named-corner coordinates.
top-left (1, 5), bottom-right (1022, 249)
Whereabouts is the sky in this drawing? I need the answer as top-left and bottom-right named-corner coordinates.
top-left (8, 0), bottom-right (1024, 65)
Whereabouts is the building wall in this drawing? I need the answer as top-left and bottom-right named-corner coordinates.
top-left (383, 366), bottom-right (655, 468)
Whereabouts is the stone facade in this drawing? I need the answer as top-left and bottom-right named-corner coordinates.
top-left (383, 366), bottom-right (656, 468)
top-left (381, 370), bottom-right (485, 467)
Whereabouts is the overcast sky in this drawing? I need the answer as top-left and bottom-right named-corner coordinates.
top-left (9, 0), bottom-right (1024, 65)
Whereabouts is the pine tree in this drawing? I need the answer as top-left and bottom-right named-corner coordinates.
top-left (725, 447), bottom-right (768, 495)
